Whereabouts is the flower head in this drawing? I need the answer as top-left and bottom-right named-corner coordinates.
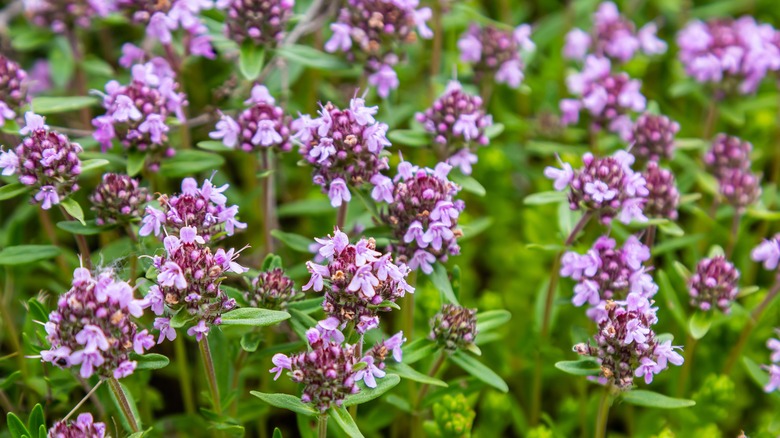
top-left (0, 55), bottom-right (29, 128)
top-left (247, 268), bottom-right (301, 310)
top-left (689, 256), bottom-right (740, 313)
top-left (458, 23), bottom-right (533, 88)
top-left (48, 413), bottom-right (107, 438)
top-left (90, 173), bottom-right (150, 225)
top-left (429, 304), bottom-right (478, 352)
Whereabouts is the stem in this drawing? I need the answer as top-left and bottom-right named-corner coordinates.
top-left (66, 28), bottom-right (91, 127)
top-left (199, 336), bottom-right (222, 415)
top-left (414, 352), bottom-right (446, 409)
top-left (59, 206), bottom-right (92, 268)
top-left (261, 149), bottom-right (277, 255)
top-left (644, 225), bottom-right (657, 249)
top-left (595, 388), bottom-right (612, 438)
top-left (428, 0), bottom-right (443, 100)
top-left (336, 202), bottom-right (348, 231)
top-left (64, 380), bottom-right (104, 422)
top-left (703, 99), bottom-right (718, 140)
top-left (39, 209), bottom-right (69, 275)
top-left (726, 213), bottom-right (741, 259)
top-left (402, 272), bottom-right (418, 341)
top-left (723, 281), bottom-right (780, 374)
top-left (676, 334), bottom-right (697, 397)
top-left (0, 281), bottom-right (26, 377)
top-left (174, 335), bottom-right (196, 414)
top-left (318, 414), bottom-right (328, 438)
top-left (108, 377), bottom-right (140, 433)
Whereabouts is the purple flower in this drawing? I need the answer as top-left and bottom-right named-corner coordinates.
top-left (764, 364), bottom-right (780, 392)
top-left (409, 249), bottom-right (436, 274)
top-left (112, 95), bottom-right (143, 122)
top-left (564, 28), bottom-right (591, 60)
top-left (159, 261), bottom-right (187, 289)
top-left (573, 280), bottom-right (601, 307)
top-left (458, 34), bottom-right (482, 62)
top-left (138, 114), bottom-right (169, 144)
top-left (371, 174), bottom-right (395, 203)
top-left (209, 113), bottom-right (240, 148)
top-left (325, 23), bottom-right (352, 53)
top-left (355, 355), bottom-right (386, 388)
top-left (634, 357), bottom-right (658, 384)
top-left (154, 317), bottom-right (177, 344)
top-left (19, 111), bottom-right (48, 136)
top-left (653, 340), bottom-right (684, 369)
top-left (303, 261), bottom-right (330, 292)
top-left (350, 97), bottom-right (378, 126)
top-left (328, 178), bottom-right (351, 207)
top-left (348, 265), bottom-right (380, 298)
top-left (317, 317), bottom-right (346, 344)
top-left (368, 65), bottom-right (400, 98)
top-left (270, 353), bottom-right (292, 380)
top-left (384, 331), bottom-right (405, 362)
top-left (544, 161), bottom-right (574, 191)
top-left (496, 60), bottom-right (524, 88)
top-left (114, 360), bottom-right (137, 379)
top-left (314, 229), bottom-right (350, 259)
top-left (624, 318), bottom-right (649, 345)
top-left (34, 186), bottom-right (60, 210)
top-left (187, 320), bottom-right (210, 341)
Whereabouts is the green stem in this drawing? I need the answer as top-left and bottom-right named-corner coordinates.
top-left (723, 281), bottom-right (780, 374)
top-left (318, 414), bottom-right (328, 438)
top-left (595, 388), bottom-right (612, 438)
top-left (414, 352), bottom-right (446, 409)
top-left (726, 212), bottom-right (740, 259)
top-left (199, 336), bottom-right (222, 415)
top-left (336, 202), bottom-right (348, 231)
top-left (676, 334), bottom-right (697, 397)
top-left (58, 206), bottom-right (92, 268)
top-left (108, 377), bottom-right (140, 433)
top-left (174, 335), bottom-right (196, 415)
top-left (703, 99), bottom-right (718, 140)
top-left (261, 149), bottom-right (277, 255)
top-left (63, 380), bottom-right (104, 422)
top-left (0, 280), bottom-right (26, 377)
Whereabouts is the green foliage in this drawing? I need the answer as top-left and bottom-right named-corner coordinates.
top-left (423, 394), bottom-right (476, 438)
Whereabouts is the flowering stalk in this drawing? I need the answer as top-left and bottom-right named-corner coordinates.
top-left (414, 351), bottom-right (446, 409)
top-left (58, 205), bottom-right (92, 268)
top-left (723, 281), bottom-right (780, 374)
top-left (261, 148), bottom-right (277, 254)
top-left (108, 377), bottom-right (140, 433)
top-left (174, 336), bottom-right (196, 415)
top-left (595, 387), bottom-right (612, 438)
top-left (62, 379), bottom-right (104, 423)
top-left (318, 414), bottom-right (328, 438)
top-left (199, 336), bottom-right (222, 415)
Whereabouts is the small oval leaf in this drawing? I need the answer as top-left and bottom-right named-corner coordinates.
top-left (0, 245), bottom-right (61, 266)
top-left (219, 308), bottom-right (291, 327)
top-left (620, 390), bottom-right (695, 409)
top-left (250, 391), bottom-right (318, 416)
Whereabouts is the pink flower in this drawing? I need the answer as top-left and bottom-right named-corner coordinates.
top-left (368, 65), bottom-right (400, 98)
top-left (187, 320), bottom-right (210, 341)
top-left (325, 23), bottom-right (352, 53)
top-left (328, 178), bottom-right (351, 207)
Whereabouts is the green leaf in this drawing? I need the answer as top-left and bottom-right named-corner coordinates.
top-left (688, 311), bottom-right (713, 340)
top-left (10, 27), bottom-right (51, 51)
top-left (286, 297), bottom-right (324, 314)
top-left (273, 428), bottom-right (283, 438)
top-left (220, 308), bottom-right (291, 327)
top-left (343, 374), bottom-right (401, 407)
top-left (672, 261), bottom-right (691, 281)
top-left (80, 159), bottom-right (110, 175)
top-left (620, 390), bottom-right (695, 409)
top-left (402, 339), bottom-right (438, 365)
top-left (523, 191), bottom-right (567, 205)
top-left (389, 363), bottom-right (447, 387)
top-left (130, 353), bottom-right (170, 370)
top-left (127, 152), bottom-right (145, 177)
top-left (329, 406), bottom-right (365, 438)
top-left (60, 198), bottom-right (86, 225)
top-left (261, 254), bottom-right (284, 271)
top-left (459, 217), bottom-right (493, 242)
top-left (0, 245), bottom-right (61, 266)
top-left (0, 371), bottom-right (21, 390)
top-left (657, 270), bottom-right (687, 330)
top-left (240, 332), bottom-right (262, 352)
top-left (475, 310), bottom-right (512, 333)
top-left (450, 350), bottom-right (508, 392)
top-left (742, 356), bottom-right (770, 390)
top-left (429, 263), bottom-right (459, 305)
top-left (32, 96), bottom-right (98, 114)
top-left (276, 45), bottom-right (351, 71)
top-left (169, 309), bottom-right (195, 329)
top-left (49, 37), bottom-right (75, 88)
top-left (554, 359), bottom-right (601, 376)
top-left (270, 230), bottom-right (313, 253)
top-left (27, 404), bottom-right (45, 434)
top-left (7, 412), bottom-right (30, 438)
top-left (277, 199), bottom-right (333, 217)
top-left (27, 298), bottom-right (48, 322)
top-left (159, 150), bottom-right (226, 178)
top-left (196, 140), bottom-right (234, 152)
top-left (57, 219), bottom-right (115, 235)
top-left (658, 221), bottom-right (685, 236)
top-left (239, 41), bottom-right (265, 81)
top-left (387, 129), bottom-right (430, 147)
top-left (484, 123), bottom-right (504, 139)
top-left (450, 172), bottom-right (486, 197)
top-left (250, 391), bottom-right (318, 416)
top-left (0, 183), bottom-right (30, 201)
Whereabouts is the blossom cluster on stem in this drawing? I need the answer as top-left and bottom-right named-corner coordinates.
top-left (48, 412), bottom-right (106, 438)
top-left (429, 303), bottom-right (478, 353)
top-left (247, 267), bottom-right (301, 310)
top-left (0, 112), bottom-right (82, 210)
top-left (216, 0), bottom-right (294, 47)
top-left (90, 173), bottom-right (150, 226)
top-left (704, 134), bottom-right (761, 212)
top-left (325, 0), bottom-right (433, 97)
top-left (457, 23), bottom-right (534, 89)
top-left (42, 267), bottom-right (151, 379)
top-left (688, 256), bottom-right (740, 313)
top-left (763, 329), bottom-right (780, 393)
top-left (24, 0), bottom-right (115, 33)
top-left (0, 55), bottom-right (29, 128)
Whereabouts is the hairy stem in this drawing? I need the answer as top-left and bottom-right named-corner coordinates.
top-left (174, 335), bottom-right (196, 415)
top-left (336, 202), bottom-right (348, 231)
top-left (64, 379), bottom-right (104, 422)
top-left (261, 149), bottom-right (277, 255)
top-left (199, 336), bottom-right (222, 415)
top-left (703, 99), bottom-right (718, 140)
top-left (58, 205), bottom-right (92, 268)
top-left (723, 281), bottom-right (780, 374)
top-left (108, 377), bottom-right (140, 433)
top-left (676, 334), bottom-right (697, 397)
top-left (726, 213), bottom-right (741, 259)
top-left (318, 414), bottom-right (328, 438)
top-left (414, 351), bottom-right (446, 409)
top-left (595, 388), bottom-right (612, 438)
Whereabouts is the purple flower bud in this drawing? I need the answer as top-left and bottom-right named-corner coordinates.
top-left (429, 304), bottom-right (478, 352)
top-left (689, 256), bottom-right (740, 313)
top-left (48, 412), bottom-right (107, 438)
top-left (642, 162), bottom-right (680, 220)
top-left (90, 173), bottom-right (150, 225)
top-left (630, 113), bottom-right (680, 162)
top-left (458, 23), bottom-right (533, 89)
top-left (0, 55), bottom-right (28, 128)
top-left (220, 0), bottom-right (293, 47)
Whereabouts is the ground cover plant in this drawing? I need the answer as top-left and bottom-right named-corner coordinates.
top-left (1, 0), bottom-right (780, 436)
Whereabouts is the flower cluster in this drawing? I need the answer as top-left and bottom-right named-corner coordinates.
top-left (704, 134), bottom-right (761, 211)
top-left (429, 304), bottom-right (478, 352)
top-left (48, 413), bottom-right (106, 438)
top-left (24, 0), bottom-right (114, 33)
top-left (415, 80), bottom-right (494, 175)
top-left (752, 234), bottom-right (780, 272)
top-left (0, 55), bottom-right (28, 128)
top-left (763, 329), bottom-right (780, 393)
top-left (140, 177), bottom-right (246, 241)
top-left (325, 0), bottom-right (433, 97)
top-left (458, 23), bottom-right (534, 89)
top-left (209, 85), bottom-right (293, 152)
top-left (561, 235), bottom-right (656, 318)
top-left (544, 150), bottom-right (648, 224)
top-left (117, 0), bottom-right (215, 58)
top-left (360, 331), bottom-right (405, 386)
top-left (688, 256), bottom-right (740, 313)
top-left (0, 112), bottom-right (82, 210)
top-left (560, 56), bottom-right (646, 140)
top-left (93, 60), bottom-right (188, 170)
top-left (41, 267), bottom-right (151, 379)
top-left (563, 1), bottom-right (666, 62)
top-left (246, 268), bottom-right (301, 310)
top-left (573, 301), bottom-right (684, 389)
top-left (630, 113), bottom-right (680, 162)
top-left (375, 161), bottom-right (464, 274)
top-left (144, 226), bottom-right (245, 343)
top-left (304, 229), bottom-right (414, 333)
top-left (90, 173), bottom-right (150, 226)
top-left (293, 97), bottom-right (391, 207)
top-left (677, 17), bottom-right (780, 94)
top-left (269, 321), bottom-right (360, 412)
top-left (642, 162), bottom-right (680, 221)
top-left (218, 0), bottom-right (294, 47)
